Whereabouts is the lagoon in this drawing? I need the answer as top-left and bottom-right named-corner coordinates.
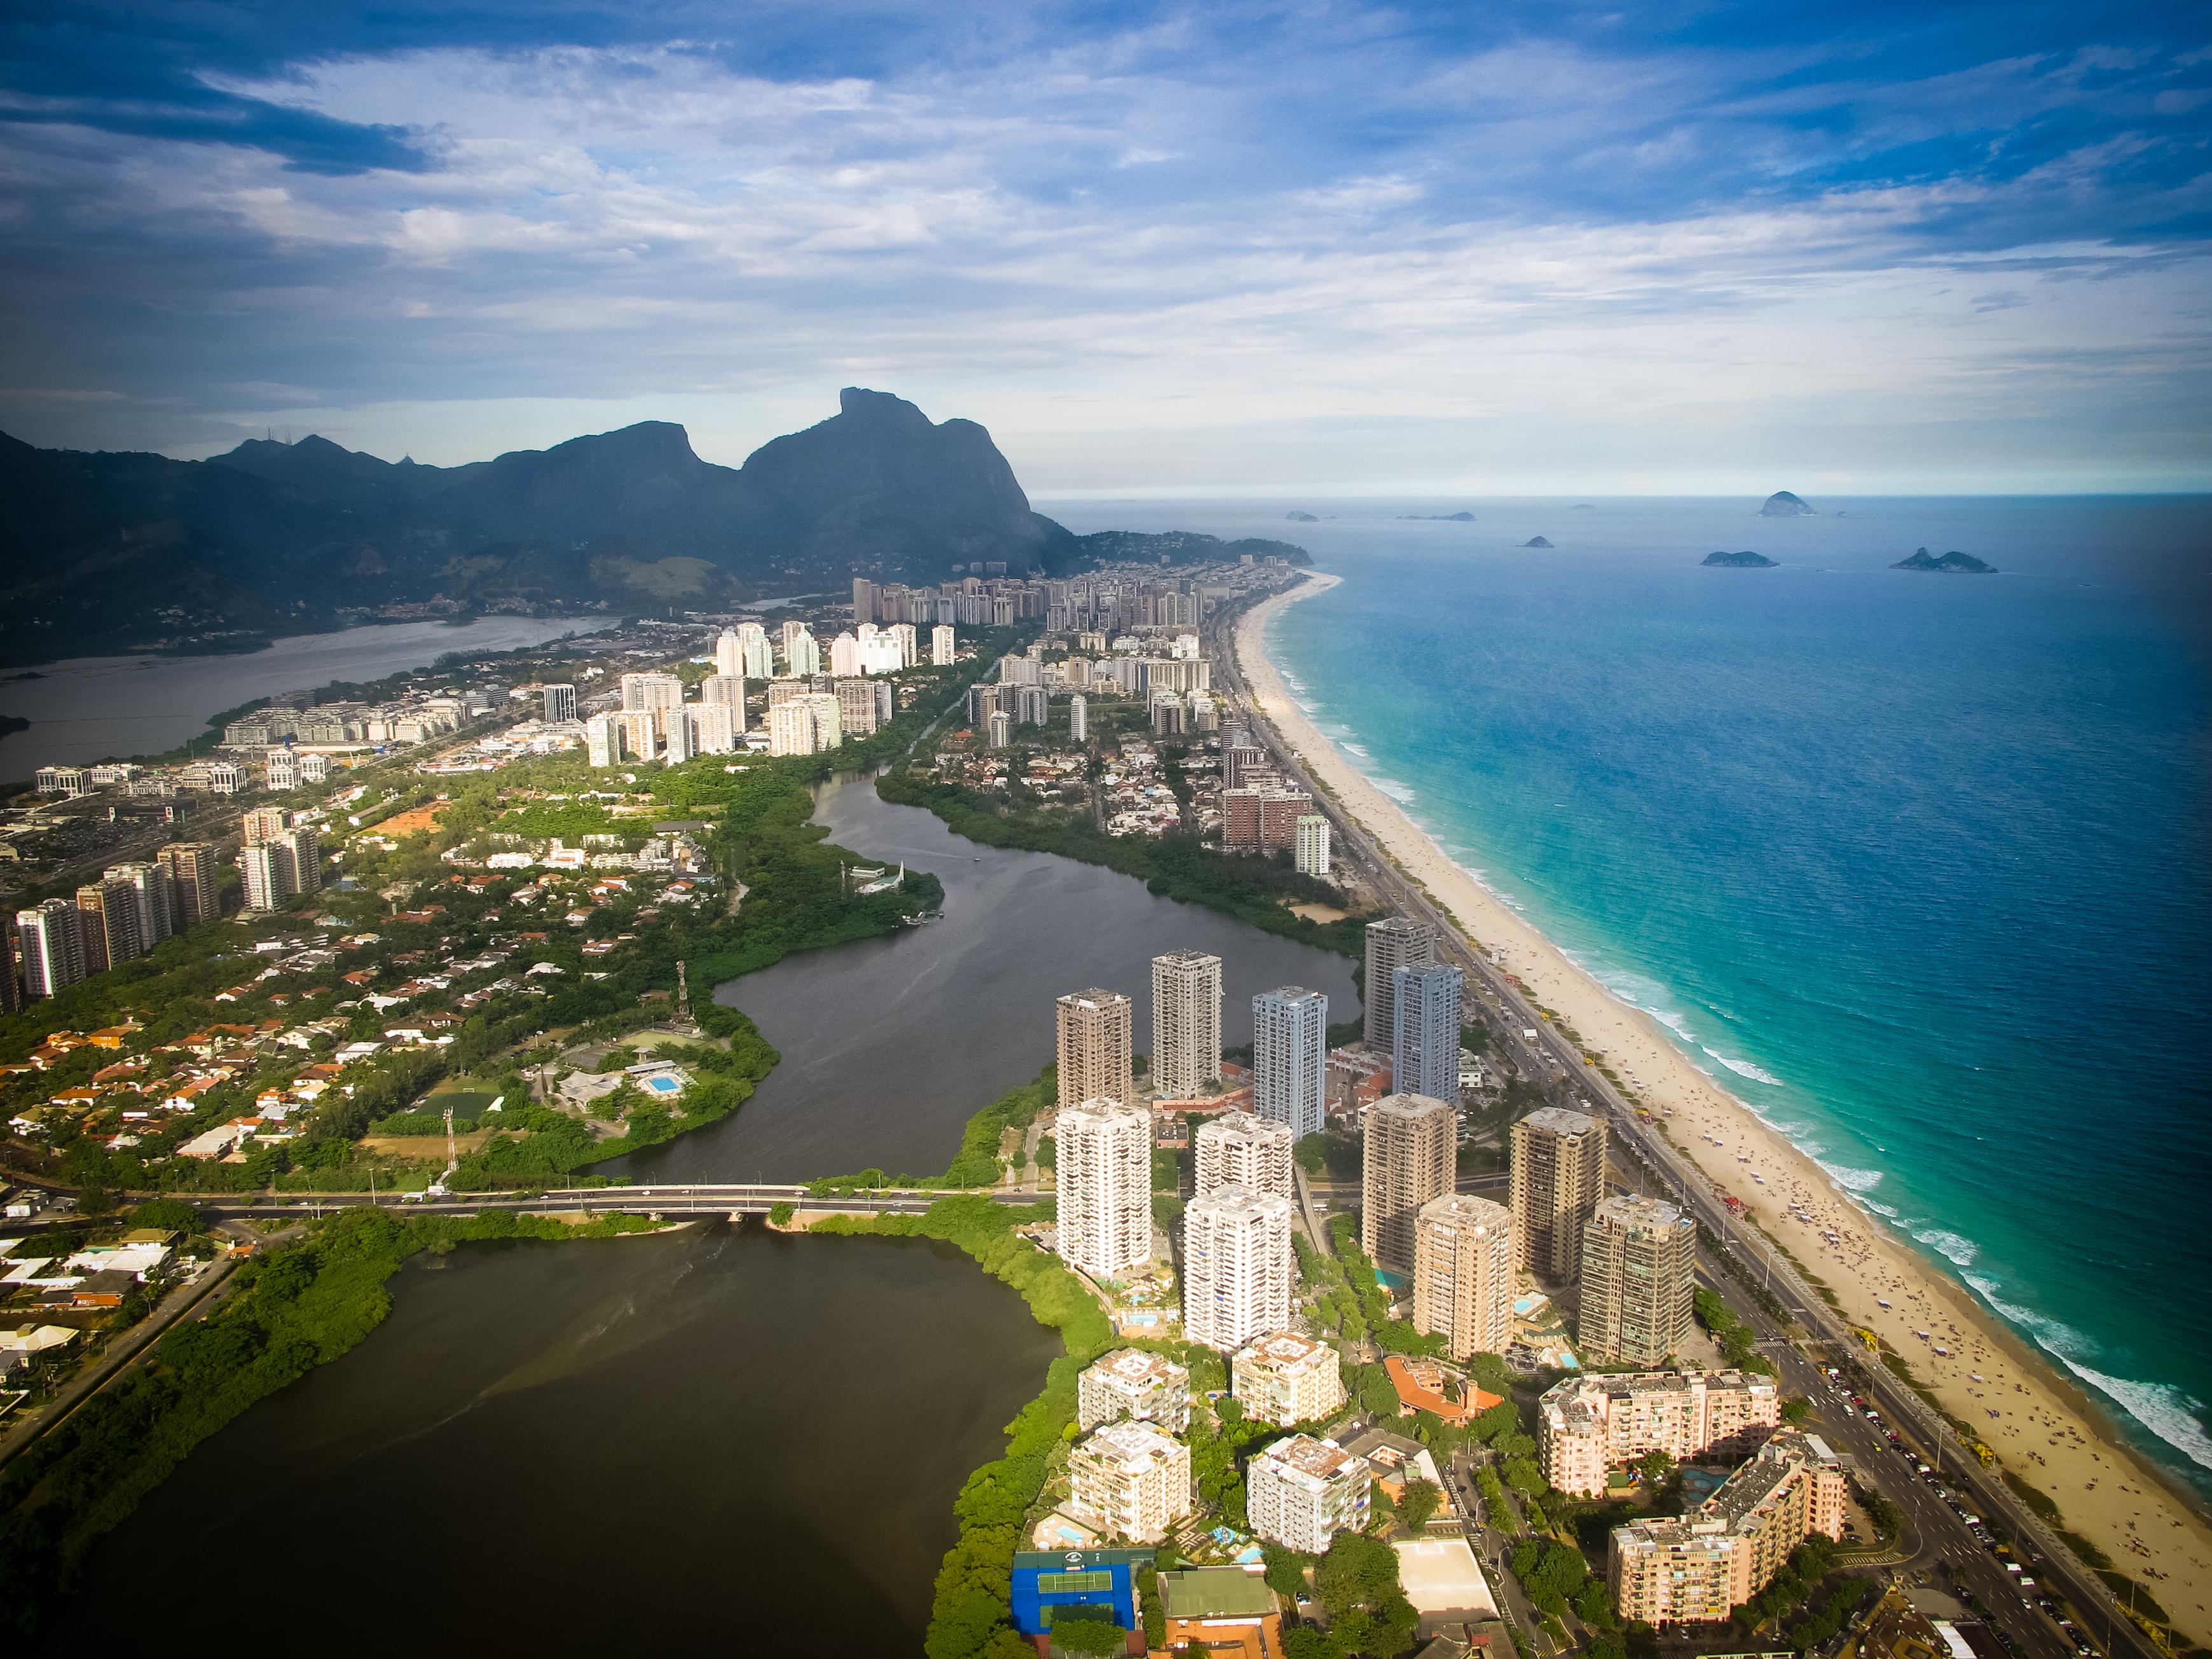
top-left (0, 616), bottom-right (600, 782)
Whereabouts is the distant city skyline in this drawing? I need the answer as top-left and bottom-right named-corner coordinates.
top-left (3, 2), bottom-right (2201, 492)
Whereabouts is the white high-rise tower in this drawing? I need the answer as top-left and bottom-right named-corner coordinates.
top-left (1182, 1182), bottom-right (1293, 1352)
top-left (1193, 1111), bottom-right (1295, 1201)
top-left (1057, 1098), bottom-right (1153, 1279)
top-left (1150, 949), bottom-right (1223, 1099)
top-left (1253, 986), bottom-right (1328, 1141)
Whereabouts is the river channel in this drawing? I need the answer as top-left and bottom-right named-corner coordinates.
top-left (43, 773), bottom-right (1361, 1650)
top-left (603, 770), bottom-right (1362, 1185)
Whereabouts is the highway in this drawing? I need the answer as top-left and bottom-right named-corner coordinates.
top-left (1207, 593), bottom-right (2152, 1659)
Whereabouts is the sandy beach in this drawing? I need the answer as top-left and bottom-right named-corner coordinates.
top-left (1235, 572), bottom-right (2212, 1641)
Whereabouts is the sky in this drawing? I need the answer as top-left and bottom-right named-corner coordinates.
top-left (1, 1), bottom-right (2207, 494)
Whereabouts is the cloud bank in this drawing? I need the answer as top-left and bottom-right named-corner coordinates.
top-left (2, 1), bottom-right (2206, 490)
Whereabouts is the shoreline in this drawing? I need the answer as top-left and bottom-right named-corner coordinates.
top-left (1233, 571), bottom-right (2212, 1639)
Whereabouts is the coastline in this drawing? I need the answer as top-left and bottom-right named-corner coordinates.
top-left (1234, 572), bottom-right (2212, 1638)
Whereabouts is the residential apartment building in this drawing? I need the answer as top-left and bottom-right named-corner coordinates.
top-left (1412, 1193), bottom-right (1515, 1362)
top-left (1057, 1098), bottom-right (1153, 1279)
top-left (1223, 786), bottom-right (1313, 853)
top-left (102, 862), bottom-right (173, 950)
top-left (1252, 985), bottom-right (1328, 1141)
top-left (1540, 1370), bottom-right (1782, 1497)
top-left (1057, 988), bottom-right (1134, 1113)
top-left (1609, 1430), bottom-right (1847, 1623)
top-left (620, 671), bottom-right (684, 713)
top-left (1511, 1105), bottom-right (1607, 1283)
top-left (15, 899), bottom-right (85, 998)
top-left (1068, 694), bottom-right (1087, 741)
top-left (585, 713), bottom-right (622, 768)
top-left (1246, 1435), bottom-right (1372, 1555)
top-left (1193, 1111), bottom-right (1293, 1201)
top-left (931, 624), bottom-right (957, 666)
top-left (834, 677), bottom-right (881, 736)
top-left (1294, 815), bottom-right (1331, 878)
top-left (767, 694), bottom-right (841, 756)
top-left (1232, 1331), bottom-right (1346, 1428)
top-left (1391, 962), bottom-right (1464, 1103)
top-left (1151, 950), bottom-right (1223, 1099)
top-left (1182, 1183), bottom-right (1293, 1353)
top-left (738, 622), bottom-right (774, 679)
top-left (1078, 1348), bottom-right (1192, 1434)
top-left (1363, 917), bottom-right (1433, 1050)
top-left (1361, 1093), bottom-right (1456, 1276)
top-left (156, 843), bottom-right (219, 931)
top-left (1579, 1195), bottom-right (1697, 1367)
top-left (74, 879), bottom-right (144, 974)
top-left (1068, 1421), bottom-right (1193, 1545)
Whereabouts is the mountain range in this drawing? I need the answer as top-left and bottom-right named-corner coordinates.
top-left (0, 388), bottom-right (1304, 666)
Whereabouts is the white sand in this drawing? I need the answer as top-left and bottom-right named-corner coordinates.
top-left (1233, 573), bottom-right (2212, 1640)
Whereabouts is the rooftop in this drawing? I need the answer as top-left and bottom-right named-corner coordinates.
top-left (1160, 1567), bottom-right (1279, 1619)
top-left (1521, 1105), bottom-right (1598, 1136)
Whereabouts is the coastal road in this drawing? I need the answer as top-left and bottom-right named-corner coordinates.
top-left (1211, 595), bottom-right (2155, 1659)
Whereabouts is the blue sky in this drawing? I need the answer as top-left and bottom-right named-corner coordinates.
top-left (2, 1), bottom-right (2206, 491)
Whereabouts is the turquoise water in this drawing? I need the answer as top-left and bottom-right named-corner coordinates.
top-left (1048, 493), bottom-right (2212, 1502)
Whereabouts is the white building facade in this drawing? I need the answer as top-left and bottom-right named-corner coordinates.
top-left (1057, 1098), bottom-right (1155, 1279)
top-left (1247, 1435), bottom-right (1371, 1554)
top-left (1181, 1183), bottom-right (1293, 1352)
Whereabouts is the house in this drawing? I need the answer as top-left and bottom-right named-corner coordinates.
top-left (68, 1269), bottom-right (142, 1308)
top-left (1158, 1566), bottom-right (1286, 1658)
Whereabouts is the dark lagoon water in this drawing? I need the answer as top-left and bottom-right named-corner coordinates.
top-left (44, 1223), bottom-right (1057, 1654)
top-left (603, 769), bottom-right (1361, 1185)
top-left (0, 616), bottom-right (600, 781)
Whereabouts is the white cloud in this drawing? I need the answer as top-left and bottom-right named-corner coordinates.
top-left (3, 22), bottom-right (2204, 489)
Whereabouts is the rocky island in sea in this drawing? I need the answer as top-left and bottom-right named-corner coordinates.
top-left (1286, 510), bottom-right (1318, 521)
top-left (1398, 511), bottom-right (1475, 521)
top-left (1760, 490), bottom-right (1816, 516)
top-left (1522, 535), bottom-right (1554, 547)
top-left (1892, 547), bottom-right (1997, 573)
top-left (1703, 549), bottom-right (1778, 567)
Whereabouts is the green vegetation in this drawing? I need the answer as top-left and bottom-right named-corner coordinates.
top-left (1692, 1286), bottom-right (1775, 1376)
top-left (1860, 1487), bottom-right (1904, 1544)
top-left (0, 1204), bottom-right (660, 1632)
top-left (1511, 1537), bottom-right (1592, 1618)
top-left (1280, 1531), bottom-right (1420, 1658)
top-left (1729, 1536), bottom-right (1873, 1648)
top-left (878, 768), bottom-right (1373, 958)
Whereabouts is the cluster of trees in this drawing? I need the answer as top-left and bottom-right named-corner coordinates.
top-left (1693, 1286), bottom-right (1775, 1376)
top-left (1274, 1531), bottom-right (1420, 1658)
top-left (1513, 1536), bottom-right (1604, 1627)
top-left (877, 769), bottom-right (1374, 960)
top-left (0, 1201), bottom-right (659, 1634)
top-left (1730, 1536), bottom-right (1874, 1647)
top-left (1300, 1216), bottom-right (1447, 1361)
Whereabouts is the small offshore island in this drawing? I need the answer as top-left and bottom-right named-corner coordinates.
top-left (1521, 535), bottom-right (1554, 548)
top-left (1892, 548), bottom-right (1998, 573)
top-left (1703, 551), bottom-right (1778, 567)
top-left (1760, 491), bottom-right (1817, 517)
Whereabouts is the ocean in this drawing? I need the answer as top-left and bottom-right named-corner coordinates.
top-left (1045, 492), bottom-right (2212, 1504)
